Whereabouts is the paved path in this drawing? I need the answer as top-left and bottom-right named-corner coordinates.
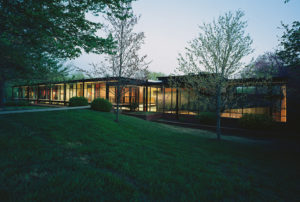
top-left (0, 106), bottom-right (90, 115)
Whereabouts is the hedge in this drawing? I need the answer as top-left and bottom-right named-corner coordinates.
top-left (69, 97), bottom-right (88, 107)
top-left (196, 112), bottom-right (216, 125)
top-left (238, 114), bottom-right (275, 130)
top-left (129, 102), bottom-right (139, 111)
top-left (91, 98), bottom-right (112, 112)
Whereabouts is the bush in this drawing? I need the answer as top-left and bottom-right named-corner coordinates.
top-left (69, 97), bottom-right (88, 107)
top-left (91, 98), bottom-right (112, 112)
top-left (129, 102), bottom-right (139, 111)
top-left (196, 112), bottom-right (216, 125)
top-left (238, 114), bottom-right (275, 130)
top-left (5, 100), bottom-right (30, 106)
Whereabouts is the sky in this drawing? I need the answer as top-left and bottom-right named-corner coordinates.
top-left (70, 0), bottom-right (300, 75)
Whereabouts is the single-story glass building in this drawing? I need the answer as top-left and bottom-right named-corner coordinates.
top-left (12, 75), bottom-right (287, 122)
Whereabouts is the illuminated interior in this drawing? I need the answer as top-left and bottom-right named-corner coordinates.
top-left (12, 77), bottom-right (288, 122)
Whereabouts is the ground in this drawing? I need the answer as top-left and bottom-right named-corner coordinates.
top-left (0, 109), bottom-right (299, 201)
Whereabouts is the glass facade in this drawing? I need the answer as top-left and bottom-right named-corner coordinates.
top-left (12, 78), bottom-right (288, 122)
top-left (221, 84), bottom-right (287, 122)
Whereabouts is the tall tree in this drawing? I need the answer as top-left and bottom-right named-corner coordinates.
top-left (79, 3), bottom-right (149, 122)
top-left (147, 71), bottom-right (166, 80)
top-left (241, 52), bottom-right (287, 78)
top-left (277, 21), bottom-right (300, 66)
top-left (176, 10), bottom-right (253, 140)
top-left (0, 0), bottom-right (133, 107)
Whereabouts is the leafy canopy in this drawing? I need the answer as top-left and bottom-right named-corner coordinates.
top-left (0, 0), bottom-right (134, 81)
top-left (277, 21), bottom-right (300, 66)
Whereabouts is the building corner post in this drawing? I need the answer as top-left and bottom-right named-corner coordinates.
top-left (64, 83), bottom-right (66, 106)
top-left (176, 88), bottom-right (179, 120)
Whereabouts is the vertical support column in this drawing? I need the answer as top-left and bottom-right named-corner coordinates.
top-left (27, 86), bottom-right (30, 101)
top-left (156, 87), bottom-right (158, 112)
top-left (129, 87), bottom-right (132, 105)
top-left (145, 86), bottom-right (148, 112)
top-left (281, 84), bottom-right (287, 122)
top-left (91, 83), bottom-right (95, 101)
top-left (76, 83), bottom-right (78, 96)
top-left (64, 83), bottom-right (66, 105)
top-left (115, 86), bottom-right (117, 103)
top-left (82, 81), bottom-right (85, 97)
top-left (187, 90), bottom-right (190, 115)
top-left (37, 86), bottom-right (40, 103)
top-left (163, 87), bottom-right (165, 113)
top-left (49, 84), bottom-right (52, 104)
top-left (171, 88), bottom-right (173, 113)
top-left (106, 82), bottom-right (109, 100)
top-left (241, 86), bottom-right (244, 116)
top-left (11, 87), bottom-right (14, 101)
top-left (176, 88), bottom-right (179, 119)
top-left (137, 87), bottom-right (140, 111)
top-left (268, 84), bottom-right (273, 117)
top-left (149, 87), bottom-right (151, 112)
top-left (142, 87), bottom-right (144, 111)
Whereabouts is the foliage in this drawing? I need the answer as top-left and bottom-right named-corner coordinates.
top-left (242, 52), bottom-right (287, 78)
top-left (67, 72), bottom-right (86, 80)
top-left (196, 112), bottom-right (217, 125)
top-left (129, 102), bottom-right (139, 111)
top-left (4, 100), bottom-right (30, 106)
top-left (277, 21), bottom-right (300, 66)
top-left (0, 0), bottom-right (133, 106)
top-left (0, 110), bottom-right (299, 201)
top-left (91, 98), bottom-right (112, 112)
top-left (78, 3), bottom-right (150, 122)
top-left (175, 10), bottom-right (253, 139)
top-left (238, 114), bottom-right (275, 130)
top-left (147, 71), bottom-right (166, 80)
top-left (69, 97), bottom-right (88, 107)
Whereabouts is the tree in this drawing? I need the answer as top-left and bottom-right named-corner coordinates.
top-left (147, 71), bottom-right (166, 80)
top-left (79, 3), bottom-right (150, 122)
top-left (277, 21), bottom-right (300, 66)
top-left (68, 72), bottom-right (86, 80)
top-left (0, 0), bottom-right (133, 107)
top-left (241, 52), bottom-right (287, 78)
top-left (176, 10), bottom-right (253, 140)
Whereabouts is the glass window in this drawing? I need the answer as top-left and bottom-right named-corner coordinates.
top-left (236, 86), bottom-right (256, 94)
top-left (109, 86), bottom-right (116, 104)
top-left (236, 86), bottom-right (243, 93)
top-left (77, 83), bottom-right (83, 97)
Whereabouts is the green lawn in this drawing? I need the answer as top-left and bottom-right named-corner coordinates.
top-left (0, 110), bottom-right (299, 201)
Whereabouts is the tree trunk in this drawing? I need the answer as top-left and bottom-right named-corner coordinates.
top-left (0, 79), bottom-right (5, 108)
top-left (115, 22), bottom-right (124, 123)
top-left (216, 85), bottom-right (222, 140)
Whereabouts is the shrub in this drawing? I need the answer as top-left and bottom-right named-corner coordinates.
top-left (69, 97), bottom-right (88, 107)
top-left (5, 100), bottom-right (30, 106)
top-left (129, 102), bottom-right (139, 111)
top-left (196, 112), bottom-right (216, 125)
top-left (238, 114), bottom-right (275, 130)
top-left (91, 98), bottom-right (112, 112)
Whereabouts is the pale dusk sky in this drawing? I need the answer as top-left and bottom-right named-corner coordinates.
top-left (70, 0), bottom-right (300, 75)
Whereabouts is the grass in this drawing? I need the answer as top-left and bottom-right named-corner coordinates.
top-left (0, 109), bottom-right (299, 201)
